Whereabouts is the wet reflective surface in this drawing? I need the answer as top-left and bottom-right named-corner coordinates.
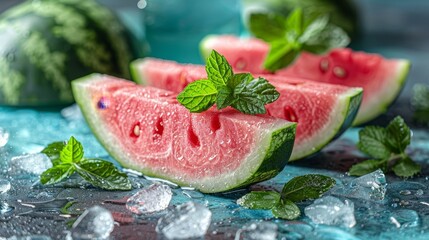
top-left (0, 105), bottom-right (428, 239)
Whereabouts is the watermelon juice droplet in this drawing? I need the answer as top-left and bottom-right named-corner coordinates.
top-left (97, 97), bottom-right (109, 110)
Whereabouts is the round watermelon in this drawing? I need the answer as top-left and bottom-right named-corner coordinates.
top-left (200, 35), bottom-right (410, 126)
top-left (72, 74), bottom-right (296, 193)
top-left (0, 0), bottom-right (142, 106)
top-left (131, 58), bottom-right (362, 161)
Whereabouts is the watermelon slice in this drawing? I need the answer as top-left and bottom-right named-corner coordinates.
top-left (200, 35), bottom-right (411, 126)
top-left (72, 74), bottom-right (296, 193)
top-left (131, 58), bottom-right (362, 161)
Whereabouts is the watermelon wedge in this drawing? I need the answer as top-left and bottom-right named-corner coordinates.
top-left (200, 35), bottom-right (411, 126)
top-left (130, 58), bottom-right (362, 161)
top-left (72, 74), bottom-right (296, 193)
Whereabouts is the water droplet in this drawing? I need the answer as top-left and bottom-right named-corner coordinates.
top-left (182, 189), bottom-right (205, 199)
top-left (400, 190), bottom-right (412, 196)
top-left (19, 198), bottom-right (74, 213)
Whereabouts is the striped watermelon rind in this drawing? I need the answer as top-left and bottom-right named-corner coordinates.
top-left (72, 74), bottom-right (296, 193)
top-left (288, 87), bottom-right (362, 160)
top-left (0, 0), bottom-right (141, 106)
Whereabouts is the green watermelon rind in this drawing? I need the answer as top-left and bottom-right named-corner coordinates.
top-left (289, 87), bottom-right (362, 161)
top-left (130, 58), bottom-right (147, 85)
top-left (72, 74), bottom-right (297, 193)
top-left (352, 59), bottom-right (411, 126)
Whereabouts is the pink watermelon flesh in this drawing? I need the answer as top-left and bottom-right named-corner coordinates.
top-left (200, 35), bottom-right (411, 125)
top-left (72, 74), bottom-right (296, 193)
top-left (131, 58), bottom-right (362, 161)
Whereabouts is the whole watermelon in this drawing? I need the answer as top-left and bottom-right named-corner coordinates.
top-left (0, 0), bottom-right (142, 106)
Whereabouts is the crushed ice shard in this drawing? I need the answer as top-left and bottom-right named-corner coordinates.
top-left (71, 205), bottom-right (114, 240)
top-left (304, 196), bottom-right (356, 228)
top-left (335, 169), bottom-right (387, 201)
top-left (9, 153), bottom-right (52, 175)
top-left (235, 221), bottom-right (278, 240)
top-left (126, 183), bottom-right (172, 214)
top-left (156, 201), bottom-right (212, 239)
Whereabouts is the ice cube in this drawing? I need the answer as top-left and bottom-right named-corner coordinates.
top-left (304, 196), bottom-right (356, 228)
top-left (0, 179), bottom-right (11, 194)
top-left (335, 169), bottom-right (387, 201)
top-left (126, 183), bottom-right (172, 214)
top-left (156, 201), bottom-right (212, 239)
top-left (9, 153), bottom-right (52, 175)
top-left (0, 127), bottom-right (9, 148)
top-left (235, 222), bottom-right (278, 240)
top-left (349, 169), bottom-right (387, 200)
top-left (61, 104), bottom-right (83, 121)
top-left (71, 206), bottom-right (114, 240)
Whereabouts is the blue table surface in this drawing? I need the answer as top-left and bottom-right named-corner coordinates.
top-left (0, 105), bottom-right (428, 240)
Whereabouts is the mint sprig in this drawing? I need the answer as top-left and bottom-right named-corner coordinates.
top-left (249, 8), bottom-right (350, 72)
top-left (40, 136), bottom-right (132, 190)
top-left (177, 50), bottom-right (280, 114)
top-left (237, 174), bottom-right (335, 220)
top-left (349, 116), bottom-right (421, 178)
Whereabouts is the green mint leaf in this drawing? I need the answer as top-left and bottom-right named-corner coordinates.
top-left (216, 86), bottom-right (234, 110)
top-left (385, 116), bottom-right (411, 154)
top-left (228, 73), bottom-right (253, 89)
top-left (231, 93), bottom-right (266, 115)
top-left (41, 141), bottom-right (66, 166)
top-left (392, 157), bottom-right (421, 178)
top-left (75, 159), bottom-right (131, 190)
top-left (281, 174), bottom-right (336, 202)
top-left (263, 40), bottom-right (301, 72)
top-left (357, 126), bottom-right (392, 159)
top-left (249, 13), bottom-right (288, 42)
top-left (60, 136), bottom-right (84, 164)
top-left (349, 159), bottom-right (387, 176)
top-left (285, 8), bottom-right (304, 40)
top-left (240, 77), bottom-right (280, 105)
top-left (271, 199), bottom-right (300, 220)
top-left (40, 164), bottom-right (75, 185)
top-left (177, 80), bottom-right (217, 113)
top-left (300, 16), bottom-right (350, 54)
top-left (236, 191), bottom-right (281, 210)
top-left (206, 50), bottom-right (233, 88)
top-left (231, 76), bottom-right (279, 114)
